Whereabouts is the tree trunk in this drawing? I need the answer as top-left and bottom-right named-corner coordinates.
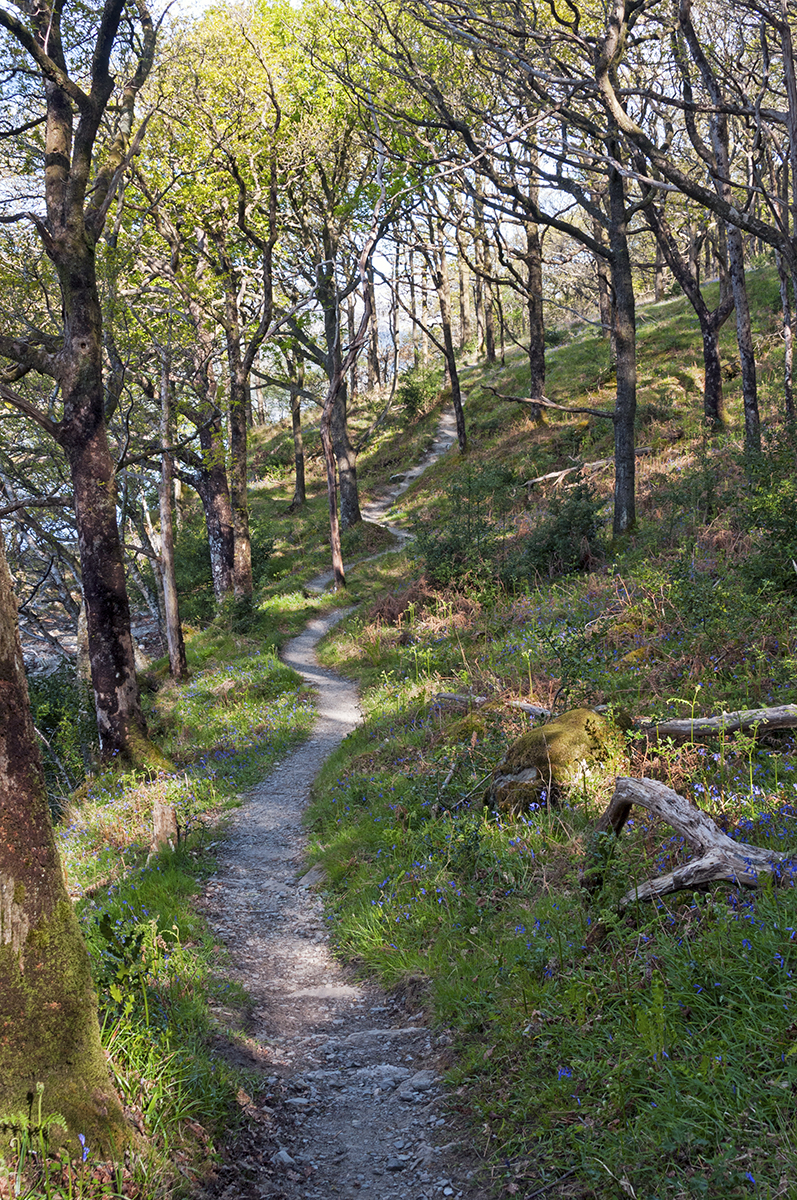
top-left (158, 362), bottom-right (187, 680)
top-left (482, 245), bottom-right (497, 364)
top-left (331, 383), bottom-right (362, 529)
top-left (347, 296), bottom-right (358, 401)
top-left (409, 245), bottom-right (420, 367)
top-left (727, 224), bottom-right (760, 453)
top-left (474, 266), bottom-right (485, 355)
top-left (0, 526), bottom-right (126, 1147)
top-left (321, 400), bottom-right (346, 590)
top-left (526, 219), bottom-right (545, 400)
top-left (228, 372), bottom-right (253, 599)
top-left (319, 261), bottom-right (361, 530)
top-left (420, 258), bottom-right (430, 366)
top-left (59, 383), bottom-right (146, 759)
top-left (458, 245), bottom-right (472, 351)
top-left (290, 374), bottom-right (306, 510)
top-left (608, 159), bottom-right (637, 538)
top-left (191, 410), bottom-right (235, 602)
top-left (367, 265), bottom-right (381, 390)
top-left (433, 235), bottom-right (467, 453)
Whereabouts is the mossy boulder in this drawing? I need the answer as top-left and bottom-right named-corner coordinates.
top-left (486, 708), bottom-right (627, 815)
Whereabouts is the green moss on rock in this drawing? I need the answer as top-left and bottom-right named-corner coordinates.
top-left (487, 708), bottom-right (627, 815)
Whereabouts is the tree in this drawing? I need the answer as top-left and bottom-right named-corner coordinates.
top-left (337, 0), bottom-right (641, 534)
top-left (0, 0), bottom-right (155, 758)
top-left (0, 524), bottom-right (124, 1144)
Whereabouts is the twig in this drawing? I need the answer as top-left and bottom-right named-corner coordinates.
top-left (449, 771), bottom-right (493, 810)
top-left (523, 448), bottom-right (652, 488)
top-left (524, 1168), bottom-right (577, 1198)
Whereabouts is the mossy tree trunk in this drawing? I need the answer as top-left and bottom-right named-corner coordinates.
top-left (0, 527), bottom-right (125, 1149)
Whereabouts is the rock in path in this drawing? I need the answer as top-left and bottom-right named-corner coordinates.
top-left (193, 610), bottom-right (486, 1200)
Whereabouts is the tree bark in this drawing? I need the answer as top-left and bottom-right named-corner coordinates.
top-left (366, 264), bottom-right (381, 390)
top-left (319, 261), bottom-right (362, 529)
top-left (607, 156), bottom-right (637, 538)
top-left (228, 373), bottom-right (253, 599)
top-left (0, 526), bottom-right (125, 1146)
top-left (525, 218), bottom-right (545, 400)
top-left (158, 361), bottom-right (187, 680)
top-left (639, 703), bottom-right (797, 740)
top-left (430, 228), bottom-right (467, 452)
top-left (289, 356), bottom-right (307, 510)
top-left (458, 241), bottom-right (472, 351)
top-left (192, 411), bottom-right (235, 602)
top-left (727, 225), bottom-right (760, 452)
top-left (587, 777), bottom-right (787, 906)
top-left (58, 369), bottom-right (146, 759)
top-left (330, 382), bottom-right (362, 529)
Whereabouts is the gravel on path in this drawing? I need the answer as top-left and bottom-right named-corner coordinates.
top-left (193, 607), bottom-right (489, 1200)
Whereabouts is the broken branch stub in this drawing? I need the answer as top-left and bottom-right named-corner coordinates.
top-left (587, 777), bottom-right (790, 907)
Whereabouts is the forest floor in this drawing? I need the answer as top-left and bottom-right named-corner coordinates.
top-left (193, 608), bottom-right (488, 1200)
top-left (25, 273), bottom-right (797, 1200)
top-left (191, 408), bottom-right (488, 1200)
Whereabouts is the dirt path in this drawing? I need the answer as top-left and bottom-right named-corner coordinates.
top-left (195, 410), bottom-right (489, 1200)
top-left (306, 406), bottom-right (458, 594)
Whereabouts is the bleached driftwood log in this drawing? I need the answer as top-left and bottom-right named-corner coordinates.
top-left (589, 777), bottom-right (789, 907)
top-left (639, 704), bottom-right (797, 740)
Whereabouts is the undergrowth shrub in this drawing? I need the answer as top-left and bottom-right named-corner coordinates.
top-left (410, 465), bottom-right (514, 586)
top-left (739, 427), bottom-right (797, 593)
top-left (396, 364), bottom-right (440, 420)
top-left (28, 664), bottom-right (97, 809)
top-left (502, 482), bottom-right (604, 586)
top-left (176, 510), bottom-right (275, 624)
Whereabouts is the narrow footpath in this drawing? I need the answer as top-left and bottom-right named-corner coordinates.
top-left (195, 409), bottom-right (488, 1200)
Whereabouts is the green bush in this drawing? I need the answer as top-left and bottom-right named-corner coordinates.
top-left (28, 664), bottom-right (97, 808)
top-left (410, 464), bottom-right (514, 586)
top-left (739, 428), bottom-right (797, 593)
top-left (503, 482), bottom-right (604, 584)
top-left (396, 365), bottom-right (441, 420)
top-left (174, 510), bottom-right (215, 624)
top-left (175, 509), bottom-right (275, 624)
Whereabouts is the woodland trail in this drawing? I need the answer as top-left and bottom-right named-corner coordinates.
top-left (194, 407), bottom-right (488, 1200)
top-left (305, 405), bottom-right (458, 593)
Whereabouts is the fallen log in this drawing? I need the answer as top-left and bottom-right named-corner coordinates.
top-left (522, 448), bottom-right (653, 488)
top-left (432, 692), bottom-right (552, 719)
top-left (432, 691), bottom-right (488, 708)
top-left (586, 776), bottom-right (790, 907)
top-left (638, 704), bottom-right (797, 740)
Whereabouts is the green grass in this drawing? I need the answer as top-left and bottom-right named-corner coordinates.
top-left (310, 592), bottom-right (797, 1196)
